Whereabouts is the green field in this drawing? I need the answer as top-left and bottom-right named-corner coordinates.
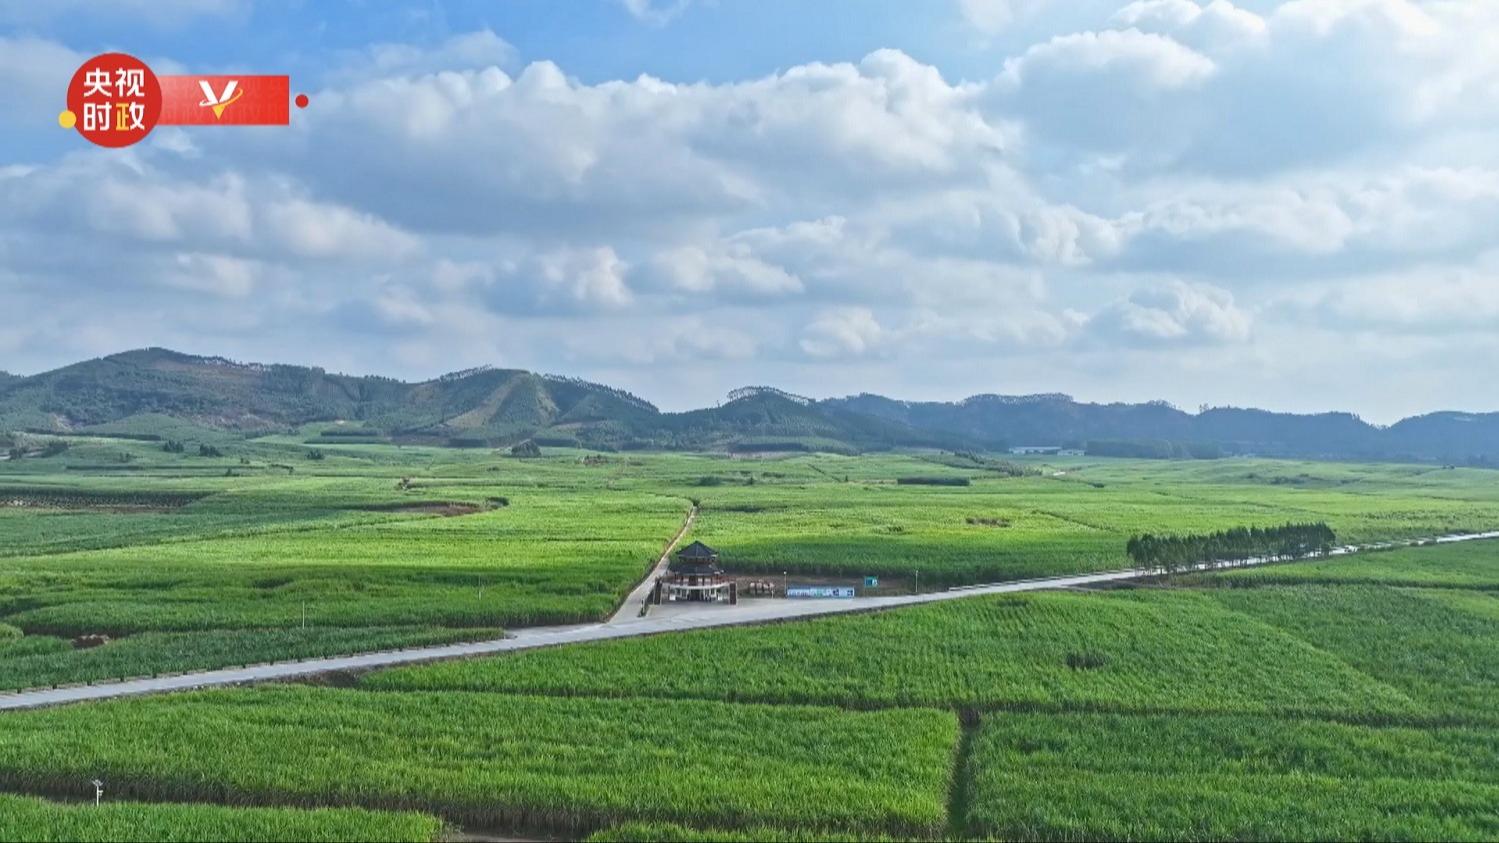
top-left (4, 442), bottom-right (1499, 840)
top-left (359, 537), bottom-right (1499, 839)
top-left (1209, 584), bottom-right (1499, 723)
top-left (0, 446), bottom-right (694, 689)
top-left (0, 794), bottom-right (441, 842)
top-left (964, 711), bottom-right (1499, 841)
top-left (1212, 540), bottom-right (1499, 589)
top-left (366, 589), bottom-right (1419, 720)
top-left (0, 687), bottom-right (957, 838)
top-left (0, 626), bottom-right (501, 692)
top-left (688, 459), bottom-right (1499, 585)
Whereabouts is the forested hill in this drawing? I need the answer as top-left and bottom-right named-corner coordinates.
top-left (0, 350), bottom-right (944, 452)
top-left (1, 349), bottom-right (1496, 463)
top-left (820, 393), bottom-right (1499, 464)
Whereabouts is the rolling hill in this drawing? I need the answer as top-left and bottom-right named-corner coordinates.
top-left (0, 350), bottom-right (945, 452)
top-left (1, 348), bottom-right (1496, 463)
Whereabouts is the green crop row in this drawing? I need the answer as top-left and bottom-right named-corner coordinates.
top-left (684, 462), bottom-right (1499, 584)
top-left (585, 822), bottom-right (893, 841)
top-left (1209, 584), bottom-right (1499, 723)
top-left (0, 626), bottom-right (503, 692)
top-left (365, 589), bottom-right (1420, 721)
top-left (0, 793), bottom-right (441, 842)
top-left (963, 711), bottom-right (1499, 841)
top-left (0, 687), bottom-right (959, 838)
top-left (1211, 540), bottom-right (1499, 590)
top-left (1, 490), bottom-right (689, 636)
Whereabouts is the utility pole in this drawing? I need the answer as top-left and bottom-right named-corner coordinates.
top-left (91, 779), bottom-right (104, 807)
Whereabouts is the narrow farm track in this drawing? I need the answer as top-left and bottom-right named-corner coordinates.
top-left (606, 504), bottom-right (698, 624)
top-left (2, 530), bottom-right (1497, 711)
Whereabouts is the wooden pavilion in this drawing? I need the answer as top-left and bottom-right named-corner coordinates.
top-left (652, 541), bottom-right (736, 604)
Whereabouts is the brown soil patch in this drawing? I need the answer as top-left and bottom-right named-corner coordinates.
top-left (363, 502), bottom-right (485, 517)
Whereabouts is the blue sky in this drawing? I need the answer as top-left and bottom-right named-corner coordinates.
top-left (2, 0), bottom-right (1497, 420)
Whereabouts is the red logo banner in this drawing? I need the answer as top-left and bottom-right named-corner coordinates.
top-left (159, 75), bottom-right (291, 126)
top-left (62, 53), bottom-right (304, 147)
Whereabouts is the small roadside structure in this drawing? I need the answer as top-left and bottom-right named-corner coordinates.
top-left (653, 541), bottom-right (736, 604)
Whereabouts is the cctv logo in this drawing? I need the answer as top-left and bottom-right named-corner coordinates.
top-left (197, 79), bottom-right (243, 119)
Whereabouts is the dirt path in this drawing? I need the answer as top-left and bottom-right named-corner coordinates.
top-left (607, 505), bottom-right (697, 624)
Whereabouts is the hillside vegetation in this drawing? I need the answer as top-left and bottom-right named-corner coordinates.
top-left (4, 348), bottom-right (1499, 461)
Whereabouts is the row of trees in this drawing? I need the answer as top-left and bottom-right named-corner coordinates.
top-left (1126, 522), bottom-right (1336, 572)
top-left (161, 441), bottom-right (226, 457)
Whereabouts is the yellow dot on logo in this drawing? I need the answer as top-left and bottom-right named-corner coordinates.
top-left (58, 109), bottom-right (77, 129)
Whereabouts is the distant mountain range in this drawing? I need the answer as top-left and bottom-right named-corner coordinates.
top-left (1, 348), bottom-right (1496, 464)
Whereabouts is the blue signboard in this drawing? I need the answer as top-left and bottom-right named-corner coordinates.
top-left (787, 586), bottom-right (856, 599)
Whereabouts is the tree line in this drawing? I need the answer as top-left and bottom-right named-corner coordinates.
top-left (1126, 522), bottom-right (1336, 573)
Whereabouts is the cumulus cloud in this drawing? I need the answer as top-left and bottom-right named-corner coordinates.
top-left (159, 253), bottom-right (258, 298)
top-left (333, 284), bottom-right (440, 334)
top-left (1014, 0), bottom-right (1499, 174)
top-left (800, 308), bottom-right (885, 358)
top-left (645, 243), bottom-right (804, 297)
top-left (999, 28), bottom-right (1216, 91)
top-left (992, 28), bottom-right (1214, 157)
top-left (1111, 166), bottom-right (1499, 276)
top-left (958, 0), bottom-right (1054, 34)
top-left (273, 48), bottom-right (1008, 236)
top-left (0, 157), bottom-right (419, 264)
top-left (2, 9), bottom-right (1498, 417)
top-left (565, 315), bottom-right (760, 365)
top-left (618, 0), bottom-right (696, 25)
top-left (1302, 260), bottom-right (1499, 330)
top-left (329, 30), bottom-right (516, 82)
top-left (259, 199), bottom-right (420, 261)
top-left (1111, 0), bottom-right (1267, 50)
top-left (1087, 281), bottom-right (1251, 346)
top-left (480, 247), bottom-right (634, 314)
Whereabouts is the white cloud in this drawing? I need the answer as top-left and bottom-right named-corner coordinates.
top-left (329, 30), bottom-right (516, 82)
top-left (999, 28), bottom-right (1216, 91)
top-left (284, 48), bottom-right (1008, 236)
top-left (991, 28), bottom-right (1215, 157)
top-left (334, 284), bottom-right (440, 334)
top-left (1111, 0), bottom-right (1267, 50)
top-left (538, 246), bottom-right (633, 309)
top-left (800, 308), bottom-right (885, 358)
top-left (259, 198), bottom-right (420, 261)
top-left (1088, 281), bottom-right (1251, 346)
top-left (958, 0), bottom-right (1054, 34)
top-left (646, 243), bottom-right (803, 297)
top-left (4, 14), bottom-right (1499, 419)
top-left (481, 247), bottom-right (633, 314)
top-left (1304, 260), bottom-right (1499, 330)
top-left (618, 0), bottom-right (696, 25)
top-left (566, 315), bottom-right (759, 365)
top-left (161, 253), bottom-right (257, 298)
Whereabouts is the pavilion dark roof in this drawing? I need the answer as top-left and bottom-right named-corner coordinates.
top-left (676, 541), bottom-right (719, 561)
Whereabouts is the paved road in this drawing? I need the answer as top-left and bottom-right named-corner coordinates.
top-left (3, 530), bottom-right (1496, 711)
